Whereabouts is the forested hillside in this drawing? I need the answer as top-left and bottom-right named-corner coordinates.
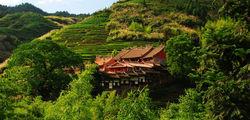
top-left (0, 3), bottom-right (83, 62)
top-left (0, 3), bottom-right (47, 17)
top-left (0, 12), bottom-right (59, 62)
top-left (0, 0), bottom-right (249, 119)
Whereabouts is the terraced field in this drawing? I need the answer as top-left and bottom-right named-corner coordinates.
top-left (39, 10), bottom-right (159, 59)
top-left (68, 41), bottom-right (160, 60)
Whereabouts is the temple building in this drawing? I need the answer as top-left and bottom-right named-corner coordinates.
top-left (95, 45), bottom-right (170, 89)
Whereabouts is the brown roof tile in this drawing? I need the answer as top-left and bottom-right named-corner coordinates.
top-left (143, 45), bottom-right (165, 58)
top-left (113, 49), bottom-right (130, 60)
top-left (95, 56), bottom-right (113, 66)
top-left (121, 46), bottom-right (153, 59)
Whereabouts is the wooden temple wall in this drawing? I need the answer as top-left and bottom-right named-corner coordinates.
top-left (100, 76), bottom-right (152, 89)
top-left (100, 73), bottom-right (168, 89)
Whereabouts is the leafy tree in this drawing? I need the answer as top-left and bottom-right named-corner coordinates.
top-left (166, 34), bottom-right (198, 79)
top-left (200, 18), bottom-right (249, 75)
top-left (0, 77), bottom-right (20, 119)
top-left (6, 40), bottom-right (82, 100)
top-left (161, 69), bottom-right (250, 120)
top-left (116, 89), bottom-right (157, 120)
top-left (160, 89), bottom-right (205, 120)
top-left (196, 18), bottom-right (250, 119)
top-left (162, 17), bottom-right (249, 120)
top-left (204, 76), bottom-right (250, 120)
top-left (219, 0), bottom-right (249, 21)
top-left (174, 0), bottom-right (218, 20)
top-left (44, 64), bottom-right (98, 120)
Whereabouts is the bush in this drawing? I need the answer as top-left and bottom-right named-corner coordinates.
top-left (160, 89), bottom-right (205, 120)
top-left (129, 21), bottom-right (144, 32)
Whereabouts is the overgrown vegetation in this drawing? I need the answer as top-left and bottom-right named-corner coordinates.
top-left (161, 17), bottom-right (250, 120)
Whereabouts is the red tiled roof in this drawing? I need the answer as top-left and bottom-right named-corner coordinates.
top-left (95, 56), bottom-right (113, 66)
top-left (143, 45), bottom-right (165, 58)
top-left (121, 46), bottom-right (153, 59)
top-left (107, 62), bottom-right (133, 68)
top-left (113, 49), bottom-right (130, 60)
top-left (127, 62), bottom-right (154, 68)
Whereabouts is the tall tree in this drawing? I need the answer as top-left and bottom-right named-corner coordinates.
top-left (6, 40), bottom-right (83, 100)
top-left (166, 34), bottom-right (198, 79)
top-left (200, 18), bottom-right (249, 75)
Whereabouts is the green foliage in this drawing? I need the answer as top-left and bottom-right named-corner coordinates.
top-left (50, 10), bottom-right (110, 43)
top-left (7, 97), bottom-right (48, 120)
top-left (219, 0), bottom-right (249, 21)
top-left (52, 11), bottom-right (72, 17)
top-left (160, 89), bottom-right (205, 120)
top-left (161, 17), bottom-right (249, 120)
top-left (129, 21), bottom-right (144, 32)
top-left (45, 16), bottom-right (78, 26)
top-left (0, 12), bottom-right (59, 62)
top-left (0, 12), bottom-right (59, 41)
top-left (116, 89), bottom-right (157, 120)
top-left (0, 3), bottom-right (47, 17)
top-left (6, 40), bottom-right (82, 100)
top-left (201, 18), bottom-right (249, 75)
top-left (166, 34), bottom-right (198, 78)
top-left (175, 0), bottom-right (212, 20)
top-left (144, 25), bottom-right (152, 33)
top-left (44, 64), bottom-right (157, 120)
top-left (45, 64), bottom-right (97, 120)
top-left (0, 77), bottom-right (19, 119)
top-left (111, 49), bottom-right (119, 56)
top-left (0, 73), bottom-right (48, 119)
top-left (161, 69), bottom-right (250, 120)
top-left (106, 1), bottom-right (200, 42)
top-left (204, 76), bottom-right (250, 120)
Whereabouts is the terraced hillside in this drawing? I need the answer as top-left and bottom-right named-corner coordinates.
top-left (39, 0), bottom-right (208, 59)
top-left (41, 10), bottom-right (159, 59)
top-left (50, 11), bottom-right (110, 44)
top-left (45, 16), bottom-right (78, 27)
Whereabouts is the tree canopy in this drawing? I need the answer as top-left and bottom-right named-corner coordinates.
top-left (5, 40), bottom-right (83, 100)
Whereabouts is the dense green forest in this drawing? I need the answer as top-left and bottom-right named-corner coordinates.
top-left (0, 0), bottom-right (249, 119)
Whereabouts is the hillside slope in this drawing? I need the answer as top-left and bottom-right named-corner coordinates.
top-left (0, 12), bottom-right (59, 62)
top-left (40, 0), bottom-right (209, 59)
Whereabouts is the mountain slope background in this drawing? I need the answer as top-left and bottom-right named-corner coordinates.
top-left (0, 3), bottom-right (47, 17)
top-left (0, 3), bottom-right (84, 62)
top-left (40, 0), bottom-right (221, 59)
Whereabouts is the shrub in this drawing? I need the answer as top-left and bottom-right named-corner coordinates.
top-left (160, 89), bottom-right (205, 120)
top-left (129, 21), bottom-right (144, 32)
